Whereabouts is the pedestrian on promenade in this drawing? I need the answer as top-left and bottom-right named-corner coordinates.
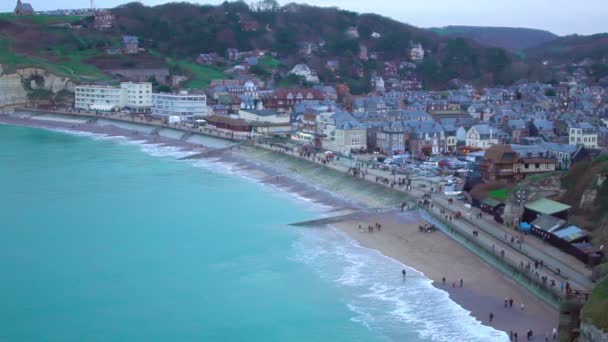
top-left (552, 328), bottom-right (557, 340)
top-left (459, 278), bottom-right (463, 288)
top-left (504, 298), bottom-right (508, 308)
top-left (514, 332), bottom-right (518, 341)
top-left (489, 312), bottom-right (494, 323)
top-left (509, 298), bottom-right (513, 308)
top-left (442, 277), bottom-right (446, 285)
top-left (402, 269), bottom-right (406, 279)
top-left (520, 303), bottom-right (525, 310)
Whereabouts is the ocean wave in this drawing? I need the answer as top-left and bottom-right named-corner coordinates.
top-left (292, 226), bottom-right (508, 342)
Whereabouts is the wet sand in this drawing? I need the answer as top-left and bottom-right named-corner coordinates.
top-left (334, 211), bottom-right (559, 338)
top-left (1, 113), bottom-right (560, 338)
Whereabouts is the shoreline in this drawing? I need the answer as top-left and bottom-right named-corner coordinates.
top-left (333, 211), bottom-right (558, 338)
top-left (0, 113), bottom-right (559, 337)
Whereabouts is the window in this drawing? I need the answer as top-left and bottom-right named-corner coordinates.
top-left (535, 163), bottom-right (540, 169)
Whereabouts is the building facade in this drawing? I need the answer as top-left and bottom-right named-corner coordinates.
top-left (121, 82), bottom-right (152, 111)
top-left (152, 92), bottom-right (207, 117)
top-left (480, 144), bottom-right (557, 183)
top-left (75, 82), bottom-right (151, 112)
top-left (569, 122), bottom-right (598, 149)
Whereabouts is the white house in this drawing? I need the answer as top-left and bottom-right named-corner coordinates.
top-left (317, 111), bottom-right (366, 153)
top-left (569, 122), bottom-right (598, 149)
top-left (289, 64), bottom-right (320, 84)
top-left (466, 124), bottom-right (506, 149)
top-left (409, 42), bottom-right (424, 62)
top-left (152, 91), bottom-right (207, 117)
top-left (371, 74), bottom-right (385, 92)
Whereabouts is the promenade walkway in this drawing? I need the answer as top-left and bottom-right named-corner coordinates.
top-left (251, 141), bottom-right (593, 297)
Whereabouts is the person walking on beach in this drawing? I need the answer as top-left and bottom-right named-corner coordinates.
top-left (442, 277), bottom-right (446, 285)
top-left (489, 312), bottom-right (494, 323)
top-left (402, 269), bottom-right (406, 279)
top-left (509, 331), bottom-right (514, 341)
top-left (552, 328), bottom-right (557, 340)
top-left (509, 298), bottom-right (514, 308)
top-left (514, 332), bottom-right (518, 341)
top-left (459, 278), bottom-right (463, 288)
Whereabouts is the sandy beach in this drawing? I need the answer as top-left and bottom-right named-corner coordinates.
top-left (1, 112), bottom-right (560, 338)
top-left (334, 210), bottom-right (559, 338)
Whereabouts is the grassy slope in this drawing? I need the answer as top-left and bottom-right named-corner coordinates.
top-left (0, 14), bottom-right (110, 81)
top-left (582, 277), bottom-right (608, 330)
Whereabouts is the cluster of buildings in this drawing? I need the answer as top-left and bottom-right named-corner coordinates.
top-left (75, 82), bottom-right (206, 117)
top-left (73, 71), bottom-right (608, 164)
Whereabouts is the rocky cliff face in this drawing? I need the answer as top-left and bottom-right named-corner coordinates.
top-left (0, 65), bottom-right (75, 107)
top-left (580, 322), bottom-right (608, 342)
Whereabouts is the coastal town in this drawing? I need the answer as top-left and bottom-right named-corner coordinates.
top-left (2, 1), bottom-right (608, 341)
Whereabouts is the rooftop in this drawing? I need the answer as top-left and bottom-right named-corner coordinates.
top-left (525, 198), bottom-right (571, 215)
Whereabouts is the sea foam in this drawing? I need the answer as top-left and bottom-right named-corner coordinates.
top-left (292, 226), bottom-right (509, 342)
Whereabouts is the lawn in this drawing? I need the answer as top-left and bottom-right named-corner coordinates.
top-left (582, 277), bottom-right (608, 330)
top-left (170, 59), bottom-right (225, 88)
top-left (487, 188), bottom-right (510, 201)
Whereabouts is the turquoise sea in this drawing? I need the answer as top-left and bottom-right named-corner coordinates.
top-left (0, 124), bottom-right (507, 341)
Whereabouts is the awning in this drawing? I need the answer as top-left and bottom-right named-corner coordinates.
top-left (90, 104), bottom-right (118, 111)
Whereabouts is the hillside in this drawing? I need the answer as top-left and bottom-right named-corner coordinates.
top-left (0, 1), bottom-right (533, 92)
top-left (559, 156), bottom-right (608, 247)
top-left (525, 33), bottom-right (608, 63)
top-left (431, 26), bottom-right (558, 52)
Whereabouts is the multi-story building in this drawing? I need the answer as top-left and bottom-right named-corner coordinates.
top-left (152, 91), bottom-right (207, 117)
top-left (409, 42), bottom-right (424, 62)
top-left (480, 144), bottom-right (556, 183)
top-left (75, 85), bottom-right (124, 111)
top-left (568, 122), bottom-right (598, 149)
top-left (94, 10), bottom-right (114, 30)
top-left (75, 82), bottom-right (151, 112)
top-left (121, 82), bottom-right (152, 112)
top-left (466, 124), bottom-right (507, 149)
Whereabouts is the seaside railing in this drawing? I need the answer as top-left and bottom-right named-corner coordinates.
top-left (421, 204), bottom-right (567, 309)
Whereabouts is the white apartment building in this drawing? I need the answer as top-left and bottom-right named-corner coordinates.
top-left (569, 122), bottom-right (598, 149)
top-left (74, 82), bottom-right (152, 112)
top-left (152, 91), bottom-right (207, 117)
top-left (121, 82), bottom-right (152, 112)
